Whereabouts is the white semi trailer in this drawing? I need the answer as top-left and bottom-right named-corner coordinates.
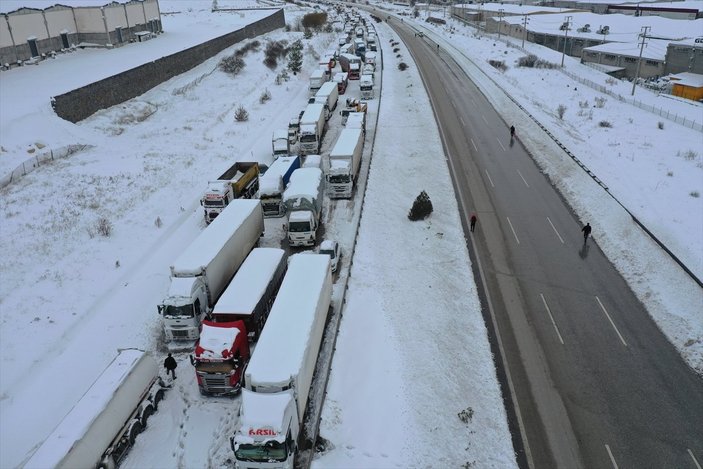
top-left (24, 350), bottom-right (166, 469)
top-left (326, 128), bottom-right (364, 199)
top-left (314, 81), bottom-right (339, 121)
top-left (283, 168), bottom-right (324, 247)
top-left (158, 199), bottom-right (264, 341)
top-left (299, 103), bottom-right (326, 156)
top-left (231, 254), bottom-right (333, 469)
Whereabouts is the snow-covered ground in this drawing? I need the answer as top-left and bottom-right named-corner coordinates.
top-left (0, 0), bottom-right (701, 468)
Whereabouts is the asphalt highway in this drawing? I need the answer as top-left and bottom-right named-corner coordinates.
top-left (388, 17), bottom-right (703, 469)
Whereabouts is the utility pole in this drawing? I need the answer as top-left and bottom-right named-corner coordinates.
top-left (522, 14), bottom-right (529, 48)
top-left (498, 9), bottom-right (504, 39)
top-left (477, 4), bottom-right (483, 36)
top-left (631, 25), bottom-right (650, 96)
top-left (560, 16), bottom-right (572, 67)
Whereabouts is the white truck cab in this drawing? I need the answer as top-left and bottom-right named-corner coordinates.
top-left (232, 389), bottom-right (298, 469)
top-left (158, 276), bottom-right (208, 341)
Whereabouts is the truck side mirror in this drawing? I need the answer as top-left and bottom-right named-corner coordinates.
top-left (189, 354), bottom-right (195, 366)
top-left (157, 305), bottom-right (164, 316)
top-left (282, 224), bottom-right (287, 231)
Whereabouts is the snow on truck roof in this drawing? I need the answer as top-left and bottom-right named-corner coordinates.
top-left (25, 350), bottom-right (154, 468)
top-left (213, 248), bottom-right (285, 316)
top-left (302, 154), bottom-right (322, 169)
top-left (346, 112), bottom-right (365, 127)
top-left (288, 210), bottom-right (313, 222)
top-left (245, 254), bottom-right (331, 386)
top-left (330, 128), bottom-right (363, 158)
top-left (198, 323), bottom-right (241, 358)
top-left (258, 176), bottom-right (283, 197)
top-left (261, 156), bottom-right (298, 182)
top-left (329, 159), bottom-right (351, 171)
top-left (283, 168), bottom-right (322, 202)
top-left (171, 199), bottom-right (260, 273)
top-left (317, 81), bottom-right (337, 96)
top-left (301, 103), bottom-right (325, 123)
top-left (272, 129), bottom-right (287, 140)
top-left (166, 276), bottom-right (199, 299)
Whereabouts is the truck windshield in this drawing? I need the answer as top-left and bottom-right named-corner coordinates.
top-left (163, 304), bottom-right (194, 318)
top-left (328, 174), bottom-right (350, 183)
top-left (203, 199), bottom-right (224, 208)
top-left (300, 134), bottom-right (316, 143)
top-left (288, 221), bottom-right (311, 232)
top-left (235, 442), bottom-right (287, 463)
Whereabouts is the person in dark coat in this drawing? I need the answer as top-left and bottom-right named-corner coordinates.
top-left (470, 213), bottom-right (477, 232)
top-left (164, 353), bottom-right (177, 379)
top-left (582, 222), bottom-right (592, 244)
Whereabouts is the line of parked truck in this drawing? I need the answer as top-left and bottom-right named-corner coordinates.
top-left (24, 7), bottom-right (377, 468)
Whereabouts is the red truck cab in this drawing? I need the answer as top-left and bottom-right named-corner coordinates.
top-left (192, 320), bottom-right (250, 396)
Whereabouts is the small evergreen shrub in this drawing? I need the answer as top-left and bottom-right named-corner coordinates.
top-left (219, 55), bottom-right (245, 76)
top-left (234, 106), bottom-right (249, 122)
top-left (259, 89), bottom-right (271, 104)
top-left (488, 59), bottom-right (507, 72)
top-left (408, 191), bottom-right (433, 220)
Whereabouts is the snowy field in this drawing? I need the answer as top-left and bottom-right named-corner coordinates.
top-left (0, 0), bottom-right (701, 468)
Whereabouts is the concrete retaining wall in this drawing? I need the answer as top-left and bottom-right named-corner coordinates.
top-left (51, 9), bottom-right (284, 123)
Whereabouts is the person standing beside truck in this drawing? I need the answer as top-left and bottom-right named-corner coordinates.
top-left (164, 353), bottom-right (177, 379)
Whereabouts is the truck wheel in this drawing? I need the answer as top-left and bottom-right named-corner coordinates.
top-left (128, 420), bottom-right (143, 445)
top-left (141, 404), bottom-right (154, 426)
top-left (152, 388), bottom-right (165, 410)
top-left (98, 455), bottom-right (116, 469)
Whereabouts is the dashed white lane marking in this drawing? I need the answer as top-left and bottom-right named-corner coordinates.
top-left (546, 217), bottom-right (564, 244)
top-left (506, 216), bottom-right (520, 245)
top-left (605, 444), bottom-right (619, 469)
top-left (596, 296), bottom-right (628, 347)
top-left (540, 293), bottom-right (564, 345)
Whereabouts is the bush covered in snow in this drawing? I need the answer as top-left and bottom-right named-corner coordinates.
top-left (488, 59), bottom-right (507, 72)
top-left (219, 55), bottom-right (245, 76)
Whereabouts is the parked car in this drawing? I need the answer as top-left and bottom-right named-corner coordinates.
top-left (318, 240), bottom-right (340, 272)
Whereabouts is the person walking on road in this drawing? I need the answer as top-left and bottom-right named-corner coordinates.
top-left (470, 213), bottom-right (477, 232)
top-left (164, 353), bottom-right (177, 379)
top-left (510, 125), bottom-right (515, 139)
top-left (582, 222), bottom-right (592, 244)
